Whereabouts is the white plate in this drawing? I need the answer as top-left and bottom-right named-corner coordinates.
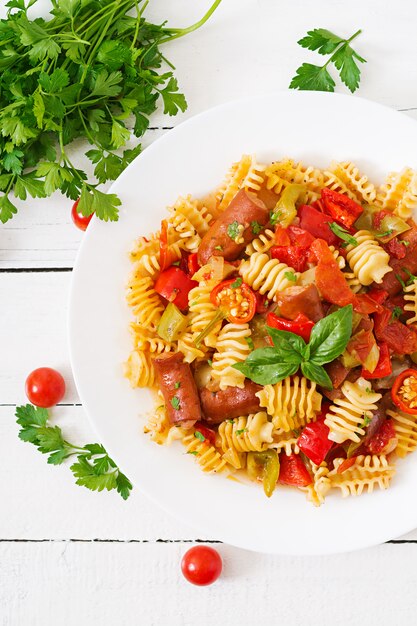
top-left (69, 91), bottom-right (417, 555)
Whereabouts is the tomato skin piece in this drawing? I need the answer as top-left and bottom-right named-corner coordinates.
top-left (181, 546), bottom-right (222, 586)
top-left (25, 367), bottom-right (66, 408)
top-left (391, 368), bottom-right (417, 414)
top-left (71, 199), bottom-right (93, 231)
top-left (337, 457), bottom-right (357, 474)
top-left (154, 267), bottom-right (197, 311)
top-left (365, 420), bottom-right (397, 455)
top-left (298, 204), bottom-right (338, 245)
top-left (297, 417), bottom-right (333, 466)
top-left (321, 188), bottom-right (363, 228)
top-left (278, 452), bottom-right (312, 487)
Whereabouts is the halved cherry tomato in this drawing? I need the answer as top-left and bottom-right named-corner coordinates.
top-left (297, 417), bottom-right (333, 466)
top-left (310, 239), bottom-right (355, 307)
top-left (391, 369), bottom-right (417, 414)
top-left (362, 342), bottom-right (392, 379)
top-left (321, 188), bottom-right (363, 229)
top-left (181, 546), bottom-right (222, 586)
top-left (155, 266), bottom-right (197, 311)
top-left (365, 420), bottom-right (397, 455)
top-left (194, 422), bottom-right (216, 446)
top-left (210, 278), bottom-right (256, 324)
top-left (278, 453), bottom-right (312, 486)
top-left (298, 204), bottom-right (338, 245)
top-left (71, 199), bottom-right (93, 231)
top-left (25, 367), bottom-right (66, 408)
top-left (267, 311), bottom-right (314, 343)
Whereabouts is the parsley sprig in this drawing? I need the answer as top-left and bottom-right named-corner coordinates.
top-left (290, 28), bottom-right (366, 93)
top-left (16, 404), bottom-right (132, 499)
top-left (0, 0), bottom-right (221, 223)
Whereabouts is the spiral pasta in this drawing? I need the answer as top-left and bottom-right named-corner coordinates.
top-left (330, 161), bottom-right (377, 203)
top-left (245, 228), bottom-right (275, 256)
top-left (322, 170), bottom-right (361, 202)
top-left (304, 462), bottom-right (331, 507)
top-left (182, 431), bottom-right (227, 473)
top-left (256, 376), bottom-right (322, 432)
top-left (329, 245), bottom-right (346, 269)
top-left (169, 195), bottom-right (212, 237)
top-left (129, 231), bottom-right (160, 262)
top-left (130, 324), bottom-right (174, 354)
top-left (211, 323), bottom-right (251, 390)
top-left (345, 230), bottom-right (392, 285)
top-left (239, 252), bottom-right (300, 301)
top-left (404, 280), bottom-right (417, 325)
top-left (123, 350), bottom-right (157, 388)
top-left (265, 159), bottom-right (324, 197)
top-left (215, 155), bottom-right (264, 213)
top-left (218, 412), bottom-right (273, 469)
top-left (269, 433), bottom-right (300, 456)
top-left (187, 281), bottom-right (222, 348)
top-left (325, 377), bottom-right (381, 444)
top-left (376, 167), bottom-right (417, 219)
top-left (176, 330), bottom-right (206, 363)
top-left (144, 404), bottom-right (185, 445)
top-left (327, 455), bottom-right (395, 496)
top-left (126, 276), bottom-right (164, 331)
top-left (387, 409), bottom-right (417, 457)
top-left (343, 270), bottom-right (362, 293)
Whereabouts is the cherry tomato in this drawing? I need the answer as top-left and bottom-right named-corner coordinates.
top-left (181, 546), bottom-right (222, 586)
top-left (25, 367), bottom-right (66, 408)
top-left (71, 199), bottom-right (93, 231)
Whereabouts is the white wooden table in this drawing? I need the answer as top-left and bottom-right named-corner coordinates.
top-left (2, 1), bottom-right (417, 624)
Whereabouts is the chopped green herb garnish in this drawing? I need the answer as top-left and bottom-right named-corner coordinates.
top-left (231, 277), bottom-right (243, 289)
top-left (402, 240), bottom-right (410, 247)
top-left (172, 260), bottom-right (180, 266)
top-left (328, 222), bottom-right (358, 246)
top-left (170, 397), bottom-right (181, 410)
top-left (396, 274), bottom-right (407, 289)
top-left (284, 271), bottom-right (297, 282)
top-left (270, 210), bottom-right (282, 226)
top-left (214, 245), bottom-right (223, 251)
top-left (227, 419), bottom-right (235, 424)
top-left (174, 382), bottom-right (181, 389)
top-left (292, 428), bottom-right (301, 437)
top-left (404, 268), bottom-right (417, 286)
top-left (376, 229), bottom-right (394, 238)
top-left (361, 414), bottom-right (372, 428)
top-left (392, 306), bottom-right (403, 320)
top-left (187, 450), bottom-right (198, 456)
top-left (227, 220), bottom-right (241, 240)
top-left (245, 336), bottom-right (255, 350)
top-left (235, 428), bottom-right (248, 436)
top-left (194, 430), bottom-right (206, 442)
top-left (207, 359), bottom-right (213, 367)
top-left (251, 220), bottom-right (263, 235)
top-left (365, 387), bottom-right (373, 395)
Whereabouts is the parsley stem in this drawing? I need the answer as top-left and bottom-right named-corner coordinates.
top-left (160, 0), bottom-right (222, 43)
top-left (323, 29), bottom-right (363, 69)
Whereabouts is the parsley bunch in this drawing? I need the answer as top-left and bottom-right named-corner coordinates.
top-left (290, 28), bottom-right (366, 93)
top-left (16, 404), bottom-right (132, 499)
top-left (0, 0), bottom-right (221, 223)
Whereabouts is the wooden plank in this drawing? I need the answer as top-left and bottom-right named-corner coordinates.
top-left (1, 541), bottom-right (417, 625)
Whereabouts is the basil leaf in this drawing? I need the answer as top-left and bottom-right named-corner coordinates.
top-left (301, 362), bottom-right (333, 389)
top-left (308, 304), bottom-right (353, 365)
top-left (233, 359), bottom-right (299, 385)
top-left (266, 327), bottom-right (306, 358)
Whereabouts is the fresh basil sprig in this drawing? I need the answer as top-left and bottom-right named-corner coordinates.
top-left (233, 305), bottom-right (353, 388)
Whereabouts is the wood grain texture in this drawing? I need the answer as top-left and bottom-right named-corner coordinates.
top-left (1, 541), bottom-right (417, 626)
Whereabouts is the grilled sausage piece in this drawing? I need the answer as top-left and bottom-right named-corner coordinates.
top-left (378, 222), bottom-right (417, 295)
top-left (198, 189), bottom-right (269, 265)
top-left (153, 352), bottom-right (202, 425)
top-left (199, 380), bottom-right (262, 424)
top-left (276, 284), bottom-right (324, 322)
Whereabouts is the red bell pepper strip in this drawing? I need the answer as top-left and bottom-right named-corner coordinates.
top-left (365, 420), bottom-right (397, 455)
top-left (278, 453), bottom-right (312, 486)
top-left (337, 457), bottom-right (358, 474)
top-left (362, 342), bottom-right (392, 379)
top-left (297, 416), bottom-right (333, 466)
top-left (287, 225), bottom-right (315, 248)
top-left (159, 220), bottom-right (173, 272)
top-left (210, 278), bottom-right (257, 324)
top-left (298, 204), bottom-right (338, 245)
top-left (270, 245), bottom-right (308, 272)
top-left (391, 369), bottom-right (417, 415)
top-left (155, 266), bottom-right (197, 311)
top-left (310, 239), bottom-right (356, 307)
top-left (274, 227), bottom-right (291, 246)
top-left (321, 188), bottom-right (363, 229)
top-left (267, 311), bottom-right (314, 343)
top-left (187, 252), bottom-right (200, 276)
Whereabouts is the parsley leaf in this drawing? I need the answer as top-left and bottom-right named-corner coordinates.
top-left (194, 430), bottom-right (206, 442)
top-left (15, 404), bottom-right (132, 499)
top-left (392, 306), bottom-right (403, 320)
top-left (328, 222), bottom-right (358, 246)
top-left (171, 396), bottom-right (181, 410)
top-left (284, 271), bottom-right (297, 282)
top-left (251, 220), bottom-right (263, 235)
top-left (227, 220), bottom-right (241, 240)
top-left (290, 28), bottom-right (365, 93)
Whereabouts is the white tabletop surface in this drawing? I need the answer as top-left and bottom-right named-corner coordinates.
top-left (2, 1), bottom-right (417, 624)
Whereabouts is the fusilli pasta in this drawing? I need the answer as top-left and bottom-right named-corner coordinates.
top-left (211, 323), bottom-right (251, 389)
top-left (239, 252), bottom-right (300, 301)
top-left (345, 230), bottom-right (392, 285)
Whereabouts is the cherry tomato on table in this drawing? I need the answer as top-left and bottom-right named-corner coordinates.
top-left (25, 367), bottom-right (66, 408)
top-left (71, 199), bottom-right (93, 231)
top-left (181, 546), bottom-right (222, 586)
